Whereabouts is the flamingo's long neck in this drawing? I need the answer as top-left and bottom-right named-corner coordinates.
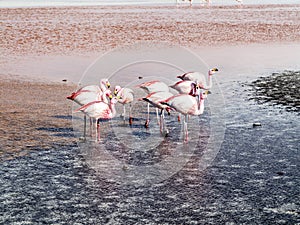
top-left (197, 93), bottom-right (205, 114)
top-left (101, 90), bottom-right (110, 104)
top-left (100, 81), bottom-right (107, 92)
top-left (109, 101), bottom-right (117, 118)
top-left (117, 88), bottom-right (124, 98)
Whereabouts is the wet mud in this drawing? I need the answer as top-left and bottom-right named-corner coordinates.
top-left (249, 70), bottom-right (300, 113)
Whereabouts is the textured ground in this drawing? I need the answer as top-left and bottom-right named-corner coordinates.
top-left (0, 76), bottom-right (77, 161)
top-left (1, 4), bottom-right (300, 56)
top-left (249, 70), bottom-right (300, 113)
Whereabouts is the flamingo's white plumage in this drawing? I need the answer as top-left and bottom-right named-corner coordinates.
top-left (137, 80), bottom-right (170, 94)
top-left (177, 68), bottom-right (218, 90)
top-left (67, 78), bottom-right (111, 137)
top-left (169, 80), bottom-right (198, 95)
top-left (67, 78), bottom-right (111, 105)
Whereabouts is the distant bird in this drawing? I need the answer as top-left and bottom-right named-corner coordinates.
top-left (170, 80), bottom-right (199, 95)
top-left (114, 85), bottom-right (134, 125)
top-left (177, 68), bottom-right (218, 90)
top-left (137, 80), bottom-right (170, 127)
top-left (161, 89), bottom-right (207, 142)
top-left (176, 0), bottom-right (193, 6)
top-left (140, 91), bottom-right (174, 134)
top-left (74, 96), bottom-right (118, 142)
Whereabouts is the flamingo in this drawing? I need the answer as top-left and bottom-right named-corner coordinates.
top-left (74, 96), bottom-right (118, 142)
top-left (203, 0), bottom-right (210, 5)
top-left (137, 80), bottom-right (170, 127)
top-left (161, 89), bottom-right (207, 142)
top-left (177, 68), bottom-right (218, 90)
top-left (137, 80), bottom-right (170, 94)
top-left (176, 0), bottom-right (193, 6)
top-left (140, 91), bottom-right (174, 135)
top-left (66, 78), bottom-right (111, 137)
top-left (68, 78), bottom-right (111, 102)
top-left (170, 79), bottom-right (201, 122)
top-left (114, 85), bottom-right (134, 125)
top-left (169, 80), bottom-right (199, 95)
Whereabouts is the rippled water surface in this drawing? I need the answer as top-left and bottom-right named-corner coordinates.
top-left (1, 68), bottom-right (299, 224)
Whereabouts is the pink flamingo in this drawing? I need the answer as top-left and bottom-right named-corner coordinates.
top-left (114, 85), bottom-right (134, 125)
top-left (177, 68), bottom-right (219, 90)
top-left (169, 80), bottom-right (199, 95)
top-left (67, 79), bottom-right (111, 137)
top-left (137, 80), bottom-right (169, 94)
top-left (137, 80), bottom-right (170, 127)
top-left (74, 96), bottom-right (118, 142)
top-left (67, 78), bottom-right (111, 105)
top-left (161, 89), bottom-right (207, 142)
top-left (170, 79), bottom-right (202, 122)
top-left (140, 91), bottom-right (174, 135)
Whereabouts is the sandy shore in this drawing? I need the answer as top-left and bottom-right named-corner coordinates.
top-left (1, 4), bottom-right (300, 57)
top-left (0, 75), bottom-right (77, 161)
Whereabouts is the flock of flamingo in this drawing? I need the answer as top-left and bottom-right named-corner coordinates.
top-left (67, 68), bottom-right (218, 142)
top-left (176, 0), bottom-right (243, 6)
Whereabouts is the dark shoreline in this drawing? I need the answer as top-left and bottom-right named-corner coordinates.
top-left (249, 70), bottom-right (300, 113)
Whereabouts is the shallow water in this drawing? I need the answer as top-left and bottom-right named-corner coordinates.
top-left (1, 68), bottom-right (299, 223)
top-left (1, 42), bottom-right (300, 223)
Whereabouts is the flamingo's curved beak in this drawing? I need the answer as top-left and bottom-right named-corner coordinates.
top-left (109, 94), bottom-right (113, 99)
top-left (114, 90), bottom-right (118, 96)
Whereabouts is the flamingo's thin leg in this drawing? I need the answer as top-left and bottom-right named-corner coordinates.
top-left (90, 117), bottom-right (93, 137)
top-left (83, 115), bottom-right (87, 138)
top-left (156, 108), bottom-right (160, 125)
top-left (129, 104), bottom-right (133, 125)
top-left (96, 119), bottom-right (100, 142)
top-left (145, 103), bottom-right (150, 128)
top-left (123, 105), bottom-right (126, 121)
top-left (184, 114), bottom-right (189, 142)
